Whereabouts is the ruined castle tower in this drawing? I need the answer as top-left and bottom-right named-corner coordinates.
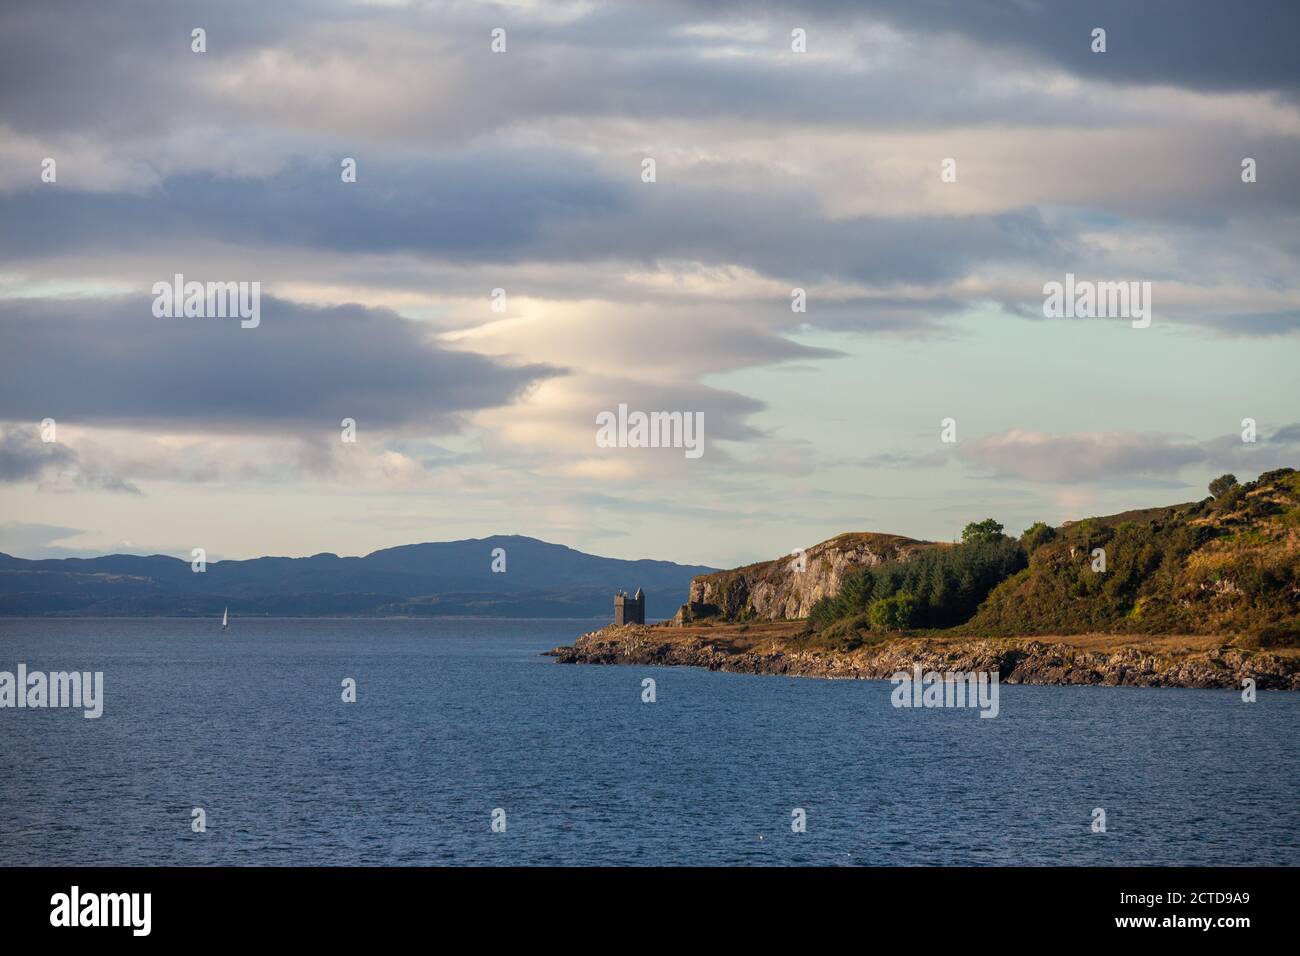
top-left (614, 587), bottom-right (645, 625)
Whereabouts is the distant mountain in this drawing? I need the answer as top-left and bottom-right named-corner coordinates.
top-left (0, 535), bottom-right (716, 619)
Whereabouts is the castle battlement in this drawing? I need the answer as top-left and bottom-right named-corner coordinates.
top-left (614, 588), bottom-right (645, 625)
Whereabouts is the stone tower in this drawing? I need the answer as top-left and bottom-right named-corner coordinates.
top-left (614, 588), bottom-right (645, 625)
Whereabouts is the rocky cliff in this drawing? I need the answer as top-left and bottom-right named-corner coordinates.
top-left (681, 532), bottom-right (936, 622)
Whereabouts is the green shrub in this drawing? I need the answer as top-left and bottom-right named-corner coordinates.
top-left (811, 537), bottom-right (1026, 635)
top-left (1209, 473), bottom-right (1239, 498)
top-left (1020, 521), bottom-right (1057, 554)
top-left (868, 592), bottom-right (916, 631)
top-left (962, 518), bottom-right (1005, 544)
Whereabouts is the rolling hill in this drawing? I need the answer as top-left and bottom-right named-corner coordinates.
top-left (676, 468), bottom-right (1300, 644)
top-left (965, 468), bottom-right (1300, 640)
top-left (0, 535), bottom-right (714, 619)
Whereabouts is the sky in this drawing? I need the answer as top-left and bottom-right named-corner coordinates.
top-left (1, 0), bottom-right (1298, 569)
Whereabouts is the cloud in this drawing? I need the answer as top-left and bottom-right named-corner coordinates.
top-left (1188, 310), bottom-right (1300, 337)
top-left (1270, 423), bottom-right (1300, 443)
top-left (692, 0), bottom-right (1300, 97)
top-left (960, 429), bottom-right (1207, 483)
top-left (0, 295), bottom-right (560, 431)
top-left (1, 157), bottom-right (1071, 292)
top-left (0, 425), bottom-right (140, 493)
top-left (0, 0), bottom-right (334, 137)
top-left (9, 0), bottom-right (1297, 156)
top-left (0, 424), bottom-right (74, 480)
top-left (855, 449), bottom-right (951, 469)
top-left (0, 520), bottom-right (85, 557)
top-left (0, 0), bottom-right (1296, 565)
top-left (958, 425), bottom-right (1300, 484)
top-left (4, 0), bottom-right (1297, 343)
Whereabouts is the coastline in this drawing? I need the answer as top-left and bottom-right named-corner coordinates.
top-left (550, 622), bottom-right (1300, 690)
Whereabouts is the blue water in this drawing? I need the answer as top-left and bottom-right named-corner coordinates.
top-left (1, 618), bottom-right (1296, 866)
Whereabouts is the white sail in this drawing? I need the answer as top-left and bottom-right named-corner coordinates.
top-left (222, 607), bottom-right (228, 628)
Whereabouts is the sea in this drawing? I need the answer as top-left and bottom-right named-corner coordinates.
top-left (1, 617), bottom-right (1296, 866)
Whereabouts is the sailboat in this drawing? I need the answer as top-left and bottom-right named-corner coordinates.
top-left (221, 607), bottom-right (229, 631)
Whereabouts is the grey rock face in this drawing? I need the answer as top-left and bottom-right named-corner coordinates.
top-left (687, 532), bottom-right (933, 621)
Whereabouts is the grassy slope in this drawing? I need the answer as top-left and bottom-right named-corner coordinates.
top-left (963, 468), bottom-right (1300, 640)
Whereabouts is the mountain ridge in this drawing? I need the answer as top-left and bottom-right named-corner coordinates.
top-left (0, 534), bottom-right (716, 619)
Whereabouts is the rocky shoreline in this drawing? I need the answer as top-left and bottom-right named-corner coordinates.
top-left (550, 623), bottom-right (1300, 690)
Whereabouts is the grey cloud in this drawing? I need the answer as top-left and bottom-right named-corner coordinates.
top-left (1269, 423), bottom-right (1300, 443)
top-left (957, 424), bottom-right (1300, 484)
top-left (5, 1), bottom-right (1295, 344)
top-left (0, 296), bottom-right (561, 431)
top-left (875, 0), bottom-right (1300, 97)
top-left (1, 158), bottom-right (1070, 293)
top-left (9, 0), bottom-right (1295, 150)
top-left (0, 0), bottom-right (1134, 142)
top-left (0, 425), bottom-right (75, 481)
top-left (611, 194), bottom-right (1067, 288)
top-left (958, 430), bottom-right (1208, 483)
top-left (0, 0), bottom-right (344, 135)
top-left (845, 424), bottom-right (1299, 487)
top-left (2, 155), bottom-right (626, 261)
top-left (791, 295), bottom-right (969, 335)
top-left (684, 0), bottom-right (1300, 96)
top-left (1186, 310), bottom-right (1300, 337)
top-left (1197, 424), bottom-right (1300, 473)
top-left (0, 425), bottom-right (141, 493)
top-left (0, 520), bottom-right (85, 557)
top-left (855, 449), bottom-right (952, 469)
